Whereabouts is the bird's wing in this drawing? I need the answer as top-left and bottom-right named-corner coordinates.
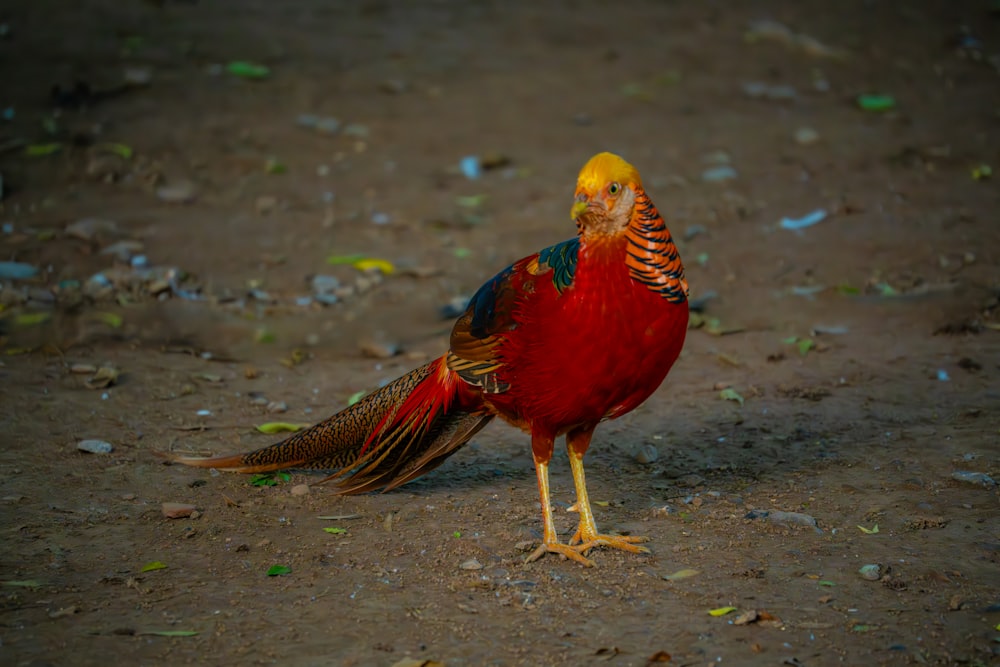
top-left (447, 238), bottom-right (581, 393)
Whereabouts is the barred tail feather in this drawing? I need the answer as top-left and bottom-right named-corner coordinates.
top-left (166, 357), bottom-right (492, 493)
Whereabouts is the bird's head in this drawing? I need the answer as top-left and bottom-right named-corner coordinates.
top-left (571, 152), bottom-right (643, 237)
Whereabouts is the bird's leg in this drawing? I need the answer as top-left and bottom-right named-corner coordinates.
top-left (566, 427), bottom-right (650, 557)
top-left (525, 430), bottom-right (595, 567)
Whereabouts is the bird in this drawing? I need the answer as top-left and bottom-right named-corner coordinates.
top-left (167, 152), bottom-right (689, 566)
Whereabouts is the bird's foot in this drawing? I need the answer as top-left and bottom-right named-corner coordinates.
top-left (568, 529), bottom-right (650, 555)
top-left (524, 541), bottom-right (596, 568)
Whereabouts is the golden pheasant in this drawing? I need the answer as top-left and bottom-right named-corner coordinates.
top-left (168, 152), bottom-right (689, 566)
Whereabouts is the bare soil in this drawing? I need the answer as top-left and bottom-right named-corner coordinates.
top-left (1, 1), bottom-right (999, 666)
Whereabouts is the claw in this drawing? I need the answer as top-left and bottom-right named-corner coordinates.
top-left (525, 541), bottom-right (596, 567)
top-left (571, 532), bottom-right (650, 555)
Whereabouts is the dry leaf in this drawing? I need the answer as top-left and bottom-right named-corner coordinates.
top-left (85, 365), bottom-right (120, 389)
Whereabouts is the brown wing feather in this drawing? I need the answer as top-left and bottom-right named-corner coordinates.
top-left (446, 263), bottom-right (526, 394)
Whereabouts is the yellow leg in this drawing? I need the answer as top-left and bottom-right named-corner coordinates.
top-left (525, 432), bottom-right (595, 567)
top-left (566, 429), bottom-right (649, 557)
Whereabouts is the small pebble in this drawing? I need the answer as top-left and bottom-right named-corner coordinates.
top-left (266, 400), bottom-right (288, 414)
top-left (634, 443), bottom-right (659, 464)
top-left (342, 123), bottom-right (369, 139)
top-left (161, 502), bottom-right (197, 519)
top-left (77, 439), bottom-right (113, 454)
top-left (290, 484), bottom-right (310, 497)
top-left (371, 212), bottom-right (391, 225)
top-left (255, 196), bottom-right (279, 215)
top-left (360, 339), bottom-right (401, 359)
top-left (123, 66), bottom-right (153, 86)
top-left (441, 296), bottom-right (470, 319)
top-left (316, 117), bottom-right (341, 134)
top-left (27, 287), bottom-right (55, 303)
top-left (746, 509), bottom-right (822, 532)
top-left (378, 79), bottom-right (408, 94)
top-left (951, 471), bottom-right (996, 487)
top-left (156, 181), bottom-right (197, 204)
top-left (701, 165), bottom-right (738, 183)
top-left (459, 156), bottom-right (481, 180)
top-left (312, 274), bottom-right (340, 305)
top-left (0, 261), bottom-right (39, 280)
top-left (460, 558), bottom-right (484, 570)
top-left (794, 127), bottom-right (820, 145)
top-left (196, 409), bottom-right (212, 416)
top-left (742, 81), bottom-right (798, 100)
top-left (858, 564), bottom-right (882, 581)
top-left (100, 240), bottom-right (144, 262)
top-left (683, 224), bottom-right (708, 241)
top-left (65, 217), bottom-right (118, 241)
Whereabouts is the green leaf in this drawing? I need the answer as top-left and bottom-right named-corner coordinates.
top-left (14, 312), bottom-right (51, 326)
top-left (265, 158), bottom-right (287, 174)
top-left (836, 284), bottom-right (860, 296)
top-left (250, 473), bottom-right (279, 487)
top-left (266, 564), bottom-right (291, 576)
top-left (708, 606), bottom-right (737, 617)
top-left (323, 527), bottom-right (347, 535)
top-left (226, 61), bottom-right (270, 79)
top-left (796, 338), bottom-right (815, 356)
top-left (719, 388), bottom-right (744, 406)
top-left (347, 390), bottom-right (366, 406)
top-left (452, 531), bottom-right (462, 538)
top-left (818, 580), bottom-right (836, 587)
top-left (99, 142), bottom-right (134, 159)
top-left (255, 422), bottom-right (307, 434)
top-left (2, 580), bottom-right (42, 588)
top-left (141, 630), bottom-right (199, 637)
top-left (781, 335), bottom-right (799, 344)
top-left (95, 312), bottom-right (123, 328)
top-left (455, 194), bottom-right (487, 208)
top-left (856, 94), bottom-right (895, 112)
top-left (452, 248), bottom-right (472, 259)
top-left (141, 561), bottom-right (168, 573)
top-left (352, 258), bottom-right (395, 274)
top-left (875, 282), bottom-right (897, 297)
top-left (24, 143), bottom-right (62, 157)
top-left (121, 36), bottom-right (145, 53)
top-left (857, 524), bottom-right (879, 534)
top-left (254, 329), bottom-right (276, 344)
top-left (326, 253), bottom-right (367, 265)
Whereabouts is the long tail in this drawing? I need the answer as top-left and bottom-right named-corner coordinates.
top-left (166, 356), bottom-right (493, 494)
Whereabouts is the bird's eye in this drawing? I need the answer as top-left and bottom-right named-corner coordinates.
top-left (608, 182), bottom-right (621, 196)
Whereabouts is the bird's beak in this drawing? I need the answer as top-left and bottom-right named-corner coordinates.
top-left (570, 193), bottom-right (589, 221)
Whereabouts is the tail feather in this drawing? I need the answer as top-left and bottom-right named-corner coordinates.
top-left (166, 356), bottom-right (493, 492)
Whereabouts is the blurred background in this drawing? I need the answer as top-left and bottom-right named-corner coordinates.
top-left (0, 2), bottom-right (998, 665)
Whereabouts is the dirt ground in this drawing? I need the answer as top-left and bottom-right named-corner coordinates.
top-left (1, 1), bottom-right (999, 665)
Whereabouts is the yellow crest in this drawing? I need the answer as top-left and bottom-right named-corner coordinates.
top-left (575, 152), bottom-right (643, 193)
